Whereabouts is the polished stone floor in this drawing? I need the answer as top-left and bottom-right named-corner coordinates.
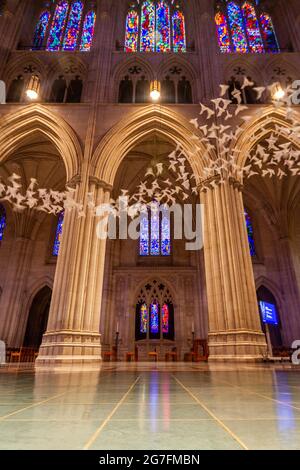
top-left (0, 362), bottom-right (300, 450)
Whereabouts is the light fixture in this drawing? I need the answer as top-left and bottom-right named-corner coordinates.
top-left (26, 75), bottom-right (40, 100)
top-left (272, 82), bottom-right (285, 101)
top-left (150, 80), bottom-right (161, 102)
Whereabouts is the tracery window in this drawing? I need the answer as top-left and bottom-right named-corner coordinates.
top-left (33, 1), bottom-right (96, 51)
top-left (135, 281), bottom-right (174, 341)
top-left (215, 1), bottom-right (279, 53)
top-left (244, 209), bottom-right (256, 257)
top-left (53, 211), bottom-right (64, 256)
top-left (125, 1), bottom-right (186, 53)
top-left (139, 202), bottom-right (171, 257)
top-left (0, 205), bottom-right (6, 243)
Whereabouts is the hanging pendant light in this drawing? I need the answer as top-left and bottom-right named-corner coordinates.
top-left (272, 82), bottom-right (285, 101)
top-left (26, 75), bottom-right (40, 100)
top-left (150, 80), bottom-right (161, 102)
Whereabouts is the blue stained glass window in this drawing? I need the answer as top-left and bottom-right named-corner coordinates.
top-left (156, 1), bottom-right (171, 52)
top-left (227, 1), bottom-right (249, 53)
top-left (140, 211), bottom-right (150, 256)
top-left (80, 10), bottom-right (96, 51)
top-left (151, 203), bottom-right (160, 256)
top-left (150, 303), bottom-right (159, 334)
top-left (125, 1), bottom-right (185, 53)
top-left (0, 205), bottom-right (6, 242)
top-left (216, 2), bottom-right (279, 54)
top-left (63, 1), bottom-right (84, 51)
top-left (33, 10), bottom-right (51, 49)
top-left (140, 203), bottom-right (171, 257)
top-left (53, 211), bottom-right (64, 256)
top-left (161, 209), bottom-right (171, 256)
top-left (245, 210), bottom-right (256, 257)
top-left (260, 12), bottom-right (279, 53)
top-left (47, 1), bottom-right (69, 51)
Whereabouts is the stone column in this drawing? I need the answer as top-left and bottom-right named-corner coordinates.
top-left (37, 178), bottom-right (112, 364)
top-left (200, 178), bottom-right (267, 360)
top-left (0, 237), bottom-right (34, 347)
top-left (277, 236), bottom-right (300, 345)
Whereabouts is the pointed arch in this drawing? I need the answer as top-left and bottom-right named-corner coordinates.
top-left (91, 106), bottom-right (210, 186)
top-left (0, 105), bottom-right (82, 180)
top-left (234, 107), bottom-right (300, 171)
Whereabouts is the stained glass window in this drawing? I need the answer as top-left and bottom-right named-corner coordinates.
top-left (0, 205), bottom-right (6, 242)
top-left (33, 10), bottom-right (51, 49)
top-left (140, 1), bottom-right (155, 52)
top-left (140, 210), bottom-right (150, 256)
top-left (244, 210), bottom-right (256, 257)
top-left (36, 2), bottom-right (96, 52)
top-left (126, 1), bottom-right (185, 53)
top-left (63, 1), bottom-right (84, 51)
top-left (156, 1), bottom-right (171, 52)
top-left (242, 2), bottom-right (264, 53)
top-left (162, 304), bottom-right (169, 334)
top-left (172, 10), bottom-right (186, 52)
top-left (53, 211), bottom-right (64, 256)
top-left (125, 8), bottom-right (139, 52)
top-left (150, 203), bottom-right (160, 256)
top-left (140, 303), bottom-right (148, 333)
top-left (140, 203), bottom-right (171, 256)
top-left (215, 2), bottom-right (278, 54)
top-left (260, 13), bottom-right (279, 53)
top-left (80, 10), bottom-right (96, 51)
top-left (161, 209), bottom-right (171, 256)
top-left (227, 1), bottom-right (249, 53)
top-left (215, 11), bottom-right (231, 53)
top-left (47, 1), bottom-right (69, 51)
top-left (150, 303), bottom-right (159, 334)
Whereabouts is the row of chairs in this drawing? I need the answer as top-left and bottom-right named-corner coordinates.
top-left (6, 347), bottom-right (39, 363)
top-left (103, 341), bottom-right (209, 362)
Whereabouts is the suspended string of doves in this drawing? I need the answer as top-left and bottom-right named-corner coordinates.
top-left (1, 76), bottom-right (300, 218)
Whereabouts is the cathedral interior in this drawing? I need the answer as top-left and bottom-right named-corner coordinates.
top-left (0, 0), bottom-right (300, 451)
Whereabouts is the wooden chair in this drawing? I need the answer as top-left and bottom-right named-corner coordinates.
top-left (9, 348), bottom-right (21, 363)
top-left (103, 352), bottom-right (114, 362)
top-left (165, 348), bottom-right (178, 362)
top-left (126, 352), bottom-right (135, 362)
top-left (184, 351), bottom-right (196, 362)
top-left (148, 351), bottom-right (158, 362)
top-left (194, 340), bottom-right (209, 362)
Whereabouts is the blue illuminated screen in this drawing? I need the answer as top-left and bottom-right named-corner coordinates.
top-left (259, 301), bottom-right (278, 325)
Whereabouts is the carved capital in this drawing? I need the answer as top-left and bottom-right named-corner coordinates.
top-left (89, 176), bottom-right (113, 193)
top-left (66, 174), bottom-right (81, 189)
